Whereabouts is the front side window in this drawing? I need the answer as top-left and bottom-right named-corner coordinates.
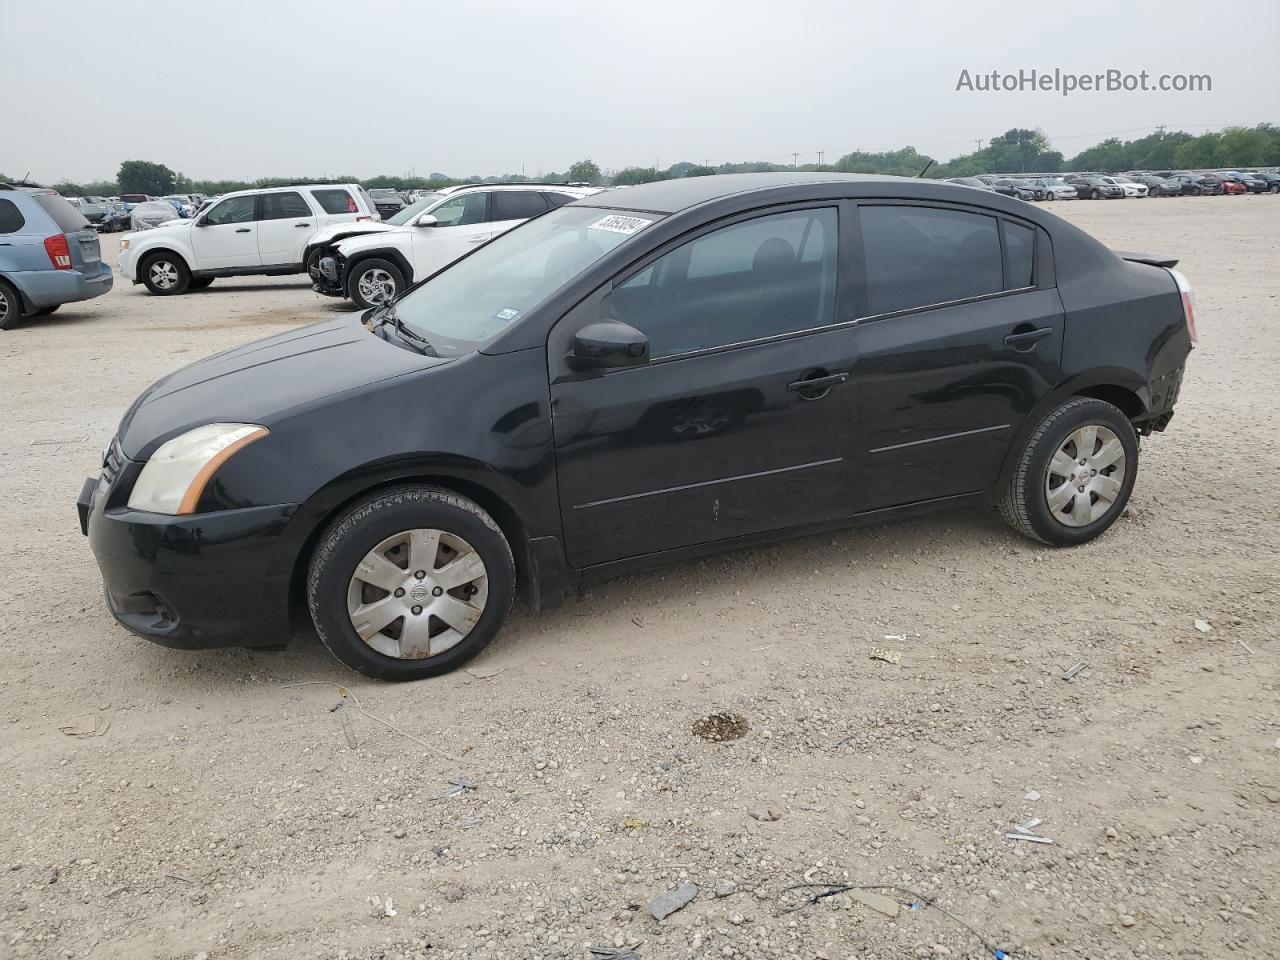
top-left (860, 205), bottom-right (1002, 316)
top-left (429, 192), bottom-right (488, 227)
top-left (203, 195), bottom-right (257, 225)
top-left (491, 191), bottom-right (549, 221)
top-left (259, 191), bottom-right (311, 220)
top-left (393, 206), bottom-right (654, 353)
top-left (612, 208), bottom-right (838, 360)
top-left (310, 188), bottom-right (358, 214)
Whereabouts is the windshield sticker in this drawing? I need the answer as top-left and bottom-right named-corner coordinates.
top-left (494, 307), bottom-right (520, 322)
top-left (588, 214), bottom-right (653, 236)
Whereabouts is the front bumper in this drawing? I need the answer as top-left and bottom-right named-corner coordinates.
top-left (78, 459), bottom-right (299, 650)
top-left (11, 262), bottom-right (112, 309)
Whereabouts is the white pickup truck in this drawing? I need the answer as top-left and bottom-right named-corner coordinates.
top-left (117, 184), bottom-right (380, 295)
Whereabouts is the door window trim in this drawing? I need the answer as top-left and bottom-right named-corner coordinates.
top-left (589, 201), bottom-right (845, 368)
top-left (849, 199), bottom-right (1048, 326)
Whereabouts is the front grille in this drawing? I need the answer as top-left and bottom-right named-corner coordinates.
top-left (101, 439), bottom-right (124, 486)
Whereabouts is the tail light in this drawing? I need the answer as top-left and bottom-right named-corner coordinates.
top-left (1169, 268), bottom-right (1197, 344)
top-left (44, 234), bottom-right (72, 270)
top-left (356, 215), bottom-right (372, 222)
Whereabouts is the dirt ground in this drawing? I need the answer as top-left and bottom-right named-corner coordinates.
top-left (1, 196), bottom-right (1277, 960)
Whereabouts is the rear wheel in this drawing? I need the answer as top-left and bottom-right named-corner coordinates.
top-left (307, 485), bottom-right (516, 681)
top-left (140, 252), bottom-right (190, 295)
top-left (999, 397), bottom-right (1138, 547)
top-left (34, 304), bottom-right (60, 316)
top-left (0, 280), bottom-right (24, 330)
top-left (346, 258), bottom-right (405, 310)
top-left (1091, 189), bottom-right (1102, 200)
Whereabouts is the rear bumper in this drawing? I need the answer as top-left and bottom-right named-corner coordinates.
top-left (9, 263), bottom-right (112, 309)
top-left (79, 473), bottom-right (299, 650)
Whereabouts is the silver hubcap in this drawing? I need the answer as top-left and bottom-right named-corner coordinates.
top-left (357, 268), bottom-right (396, 304)
top-left (1045, 424), bottom-right (1126, 527)
top-left (149, 261), bottom-right (178, 289)
top-left (0, 288), bottom-right (10, 320)
top-left (347, 529), bottom-right (488, 659)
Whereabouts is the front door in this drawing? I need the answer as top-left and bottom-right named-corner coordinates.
top-left (255, 190), bottom-right (316, 267)
top-left (190, 194), bottom-right (260, 270)
top-left (551, 206), bottom-right (857, 569)
top-left (410, 191), bottom-right (493, 280)
top-left (848, 202), bottom-right (1064, 511)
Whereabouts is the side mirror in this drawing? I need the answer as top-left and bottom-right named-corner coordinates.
top-left (568, 320), bottom-right (649, 371)
top-left (415, 214), bottom-right (439, 227)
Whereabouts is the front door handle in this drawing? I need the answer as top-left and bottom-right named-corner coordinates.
top-left (787, 371), bottom-right (848, 400)
top-left (235, 227), bottom-right (252, 233)
top-left (294, 222), bottom-right (311, 228)
top-left (1004, 326), bottom-right (1053, 351)
top-left (467, 236), bottom-right (488, 243)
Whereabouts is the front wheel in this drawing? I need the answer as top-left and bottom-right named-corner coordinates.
top-left (346, 258), bottom-right (405, 310)
top-left (187, 277), bottom-right (215, 290)
top-left (999, 397), bottom-right (1138, 546)
top-left (308, 486), bottom-right (516, 680)
top-left (140, 252), bottom-right (190, 295)
top-left (1091, 189), bottom-right (1101, 200)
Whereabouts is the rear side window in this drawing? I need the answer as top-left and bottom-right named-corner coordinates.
top-left (1004, 221), bottom-right (1035, 289)
top-left (0, 199), bottom-right (24, 233)
top-left (33, 194), bottom-right (89, 232)
top-left (260, 191), bottom-right (312, 220)
top-left (543, 192), bottom-right (575, 209)
top-left (860, 205), bottom-right (1003, 316)
top-left (311, 188), bottom-right (358, 214)
top-left (491, 191), bottom-right (549, 221)
top-left (203, 195), bottom-right (257, 225)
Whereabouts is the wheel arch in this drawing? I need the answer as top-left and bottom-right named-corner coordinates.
top-left (134, 246), bottom-right (191, 283)
top-left (344, 247), bottom-right (414, 289)
top-left (286, 461), bottom-right (539, 630)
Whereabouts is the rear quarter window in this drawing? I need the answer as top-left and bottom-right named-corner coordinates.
top-left (33, 194), bottom-right (90, 233)
top-left (311, 188), bottom-right (358, 214)
top-left (1003, 221), bottom-right (1036, 289)
top-left (0, 199), bottom-right (25, 233)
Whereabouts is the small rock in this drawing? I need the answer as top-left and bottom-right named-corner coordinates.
top-left (1105, 827), bottom-right (1118, 840)
top-left (747, 808), bottom-right (781, 822)
top-left (714, 881), bottom-right (737, 898)
top-left (443, 887), bottom-right (464, 903)
top-left (1194, 619), bottom-right (1213, 633)
top-left (1024, 790), bottom-right (1041, 802)
top-left (728, 912), bottom-right (744, 925)
top-left (194, 953), bottom-right (209, 960)
top-left (392, 828), bottom-right (406, 839)
top-left (1120, 915), bottom-right (1137, 927)
top-left (1190, 756), bottom-right (1203, 765)
top-left (650, 882), bottom-right (699, 920)
top-left (849, 889), bottom-right (899, 917)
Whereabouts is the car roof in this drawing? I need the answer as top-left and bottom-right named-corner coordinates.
top-left (577, 172), bottom-right (1018, 215)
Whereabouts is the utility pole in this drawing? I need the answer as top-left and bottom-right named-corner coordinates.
top-left (1155, 124), bottom-right (1166, 140)
top-left (791, 152), bottom-right (799, 168)
top-left (816, 150), bottom-right (824, 169)
top-left (975, 139), bottom-right (984, 151)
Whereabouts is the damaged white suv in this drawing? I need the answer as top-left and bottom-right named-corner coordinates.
top-left (309, 183), bottom-right (598, 309)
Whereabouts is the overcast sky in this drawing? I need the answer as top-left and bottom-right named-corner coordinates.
top-left (3, 0), bottom-right (1277, 184)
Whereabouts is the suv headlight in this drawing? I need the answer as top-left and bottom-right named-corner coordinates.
top-left (127, 423), bottom-right (268, 515)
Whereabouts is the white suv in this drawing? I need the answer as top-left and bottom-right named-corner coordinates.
top-left (311, 183), bottom-right (598, 309)
top-left (117, 184), bottom-right (379, 295)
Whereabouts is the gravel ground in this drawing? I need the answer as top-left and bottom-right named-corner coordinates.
top-left (1, 196), bottom-right (1277, 960)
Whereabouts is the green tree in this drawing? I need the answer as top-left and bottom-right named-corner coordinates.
top-left (611, 166), bottom-right (667, 186)
top-left (567, 159), bottom-right (602, 185)
top-left (985, 128), bottom-right (1061, 172)
top-left (117, 160), bottom-right (179, 195)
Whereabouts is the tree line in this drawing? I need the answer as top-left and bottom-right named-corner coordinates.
top-left (16, 124), bottom-right (1278, 198)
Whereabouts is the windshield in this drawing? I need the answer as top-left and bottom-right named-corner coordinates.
top-left (393, 206), bottom-right (656, 354)
top-left (386, 194), bottom-right (443, 225)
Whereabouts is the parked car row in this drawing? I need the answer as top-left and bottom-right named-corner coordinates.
top-left (948, 169), bottom-right (1280, 201)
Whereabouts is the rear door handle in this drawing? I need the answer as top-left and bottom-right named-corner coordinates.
top-left (1004, 327), bottom-right (1053, 351)
top-left (235, 227), bottom-right (252, 233)
top-left (294, 222), bottom-right (311, 228)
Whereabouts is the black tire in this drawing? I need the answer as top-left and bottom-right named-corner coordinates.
top-left (1091, 189), bottom-right (1101, 200)
top-left (307, 485), bottom-right (516, 681)
top-left (1191, 186), bottom-right (1203, 196)
top-left (1270, 184), bottom-right (1280, 194)
top-left (140, 252), bottom-right (190, 295)
top-left (187, 277), bottom-right (215, 290)
top-left (0, 279), bottom-right (24, 330)
top-left (999, 397), bottom-right (1139, 547)
top-left (34, 304), bottom-right (60, 316)
top-left (346, 257), bottom-right (405, 310)
top-left (305, 247), bottom-right (325, 280)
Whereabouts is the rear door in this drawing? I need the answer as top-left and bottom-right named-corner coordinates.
top-left (551, 204), bottom-right (857, 568)
top-left (848, 202), bottom-right (1063, 511)
top-left (407, 191), bottom-right (492, 279)
top-left (255, 190), bottom-right (317, 267)
top-left (190, 194), bottom-right (261, 269)
top-left (488, 190), bottom-right (551, 239)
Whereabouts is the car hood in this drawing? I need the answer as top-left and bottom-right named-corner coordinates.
top-left (336, 226), bottom-right (415, 255)
top-left (309, 220), bottom-right (394, 246)
top-left (115, 315), bottom-right (448, 459)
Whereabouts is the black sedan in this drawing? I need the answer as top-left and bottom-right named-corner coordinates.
top-left (993, 178), bottom-right (1042, 200)
top-left (1133, 175), bottom-right (1181, 197)
top-left (80, 173), bottom-right (1195, 680)
top-left (1065, 176), bottom-right (1125, 199)
top-left (1167, 174), bottom-right (1223, 196)
top-left (367, 188), bottom-right (406, 219)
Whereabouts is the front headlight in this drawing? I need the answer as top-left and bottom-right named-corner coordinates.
top-left (120, 238), bottom-right (130, 251)
top-left (127, 423), bottom-right (268, 515)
